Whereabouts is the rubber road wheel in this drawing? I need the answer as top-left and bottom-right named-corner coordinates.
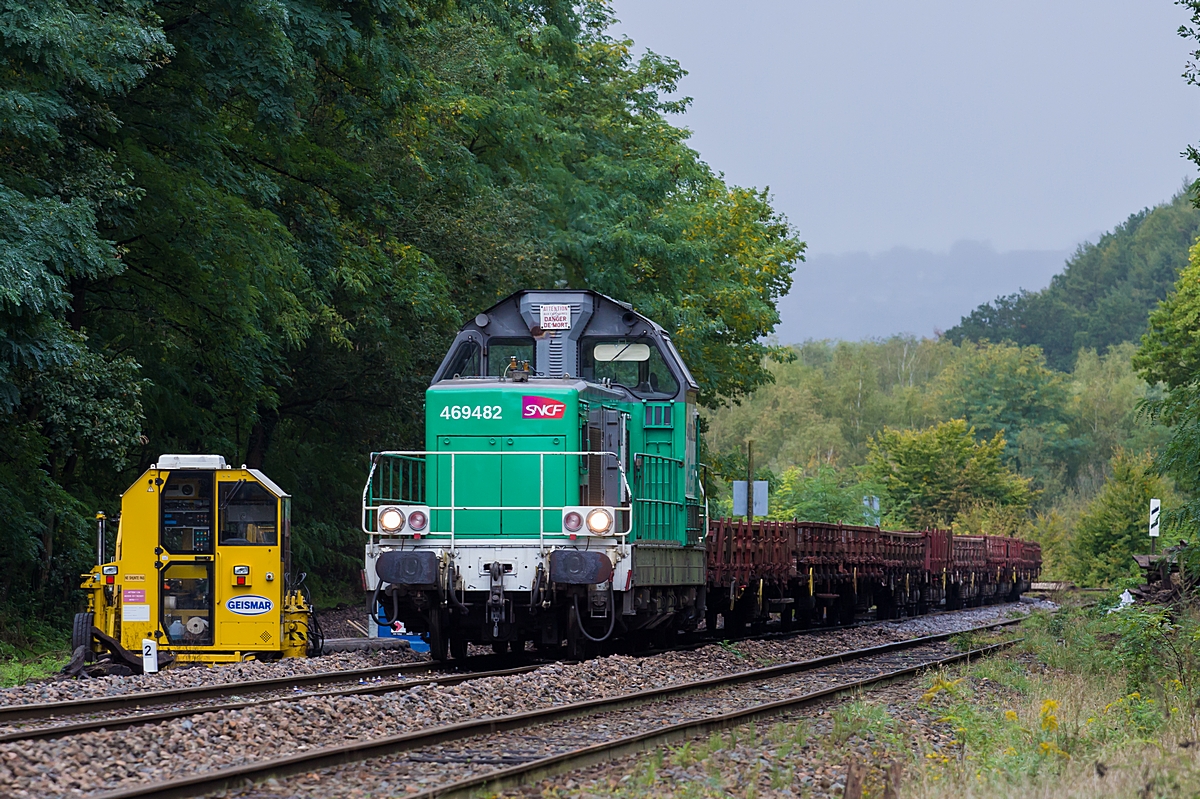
top-left (71, 612), bottom-right (94, 653)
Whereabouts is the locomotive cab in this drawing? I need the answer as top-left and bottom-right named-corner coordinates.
top-left (77, 455), bottom-right (313, 668)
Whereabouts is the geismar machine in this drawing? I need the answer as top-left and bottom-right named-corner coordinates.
top-left (77, 454), bottom-right (314, 667)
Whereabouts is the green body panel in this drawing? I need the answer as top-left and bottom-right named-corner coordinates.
top-left (424, 385), bottom-right (579, 540)
top-left (432, 436), bottom-right (500, 535)
top-left (364, 381), bottom-right (703, 546)
top-left (500, 435), bottom-right (566, 534)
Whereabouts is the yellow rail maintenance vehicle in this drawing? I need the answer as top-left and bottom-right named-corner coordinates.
top-left (76, 454), bottom-right (315, 669)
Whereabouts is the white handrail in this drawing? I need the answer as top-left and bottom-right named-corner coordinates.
top-left (362, 450), bottom-right (634, 549)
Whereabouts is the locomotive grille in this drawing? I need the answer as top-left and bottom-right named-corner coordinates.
top-left (583, 427), bottom-right (604, 504)
top-left (548, 335), bottom-right (563, 376)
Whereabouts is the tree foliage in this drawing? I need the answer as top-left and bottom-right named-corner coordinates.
top-left (1137, 241), bottom-right (1200, 535)
top-left (768, 465), bottom-right (883, 526)
top-left (931, 341), bottom-right (1080, 499)
top-left (865, 419), bottom-right (1035, 530)
top-left (0, 0), bottom-right (803, 634)
top-left (1068, 450), bottom-right (1176, 587)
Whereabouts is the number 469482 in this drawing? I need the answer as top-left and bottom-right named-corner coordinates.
top-left (440, 405), bottom-right (502, 420)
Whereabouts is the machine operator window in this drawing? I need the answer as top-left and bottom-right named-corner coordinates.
top-left (160, 472), bottom-right (213, 554)
top-left (487, 337), bottom-right (535, 376)
top-left (219, 481), bottom-right (278, 545)
top-left (581, 338), bottom-right (680, 399)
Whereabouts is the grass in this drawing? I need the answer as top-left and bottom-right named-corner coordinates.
top-left (0, 650), bottom-right (70, 687)
top-left (520, 602), bottom-right (1200, 798)
top-left (0, 608), bottom-right (72, 687)
top-left (907, 604), bottom-right (1200, 798)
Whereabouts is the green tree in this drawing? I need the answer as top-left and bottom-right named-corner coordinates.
top-left (703, 336), bottom-right (951, 473)
top-left (932, 341), bottom-right (1080, 501)
top-left (948, 191), bottom-right (1200, 371)
top-left (0, 0), bottom-right (805, 628)
top-left (769, 465), bottom-right (883, 526)
top-left (866, 419), bottom-right (1035, 529)
top-left (1026, 510), bottom-right (1073, 581)
top-left (1069, 450), bottom-right (1175, 586)
top-left (1136, 239), bottom-right (1200, 535)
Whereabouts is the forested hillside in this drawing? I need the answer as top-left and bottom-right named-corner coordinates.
top-left (946, 191), bottom-right (1200, 370)
top-left (705, 338), bottom-right (1171, 580)
top-left (0, 0), bottom-right (802, 644)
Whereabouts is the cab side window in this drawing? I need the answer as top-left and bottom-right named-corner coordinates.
top-left (219, 482), bottom-right (278, 545)
top-left (444, 340), bottom-right (482, 378)
top-left (580, 338), bottom-right (680, 399)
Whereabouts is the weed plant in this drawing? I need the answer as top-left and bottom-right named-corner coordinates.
top-left (912, 605), bottom-right (1200, 798)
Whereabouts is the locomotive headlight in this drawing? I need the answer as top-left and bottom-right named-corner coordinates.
top-left (378, 506), bottom-right (406, 533)
top-left (585, 508), bottom-right (614, 535)
top-left (407, 510), bottom-right (428, 532)
top-left (563, 511), bottom-right (583, 533)
top-left (102, 565), bottom-right (118, 576)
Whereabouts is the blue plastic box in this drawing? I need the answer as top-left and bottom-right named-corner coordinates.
top-left (374, 604), bottom-right (430, 652)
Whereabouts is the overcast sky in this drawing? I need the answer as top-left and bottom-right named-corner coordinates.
top-left (610, 1), bottom-right (1200, 340)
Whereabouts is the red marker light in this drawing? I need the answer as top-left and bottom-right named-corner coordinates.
top-left (237, 576), bottom-right (245, 586)
top-left (105, 575), bottom-right (114, 585)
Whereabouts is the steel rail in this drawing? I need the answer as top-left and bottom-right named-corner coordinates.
top-left (0, 653), bottom-right (529, 725)
top-left (0, 664), bottom-right (541, 743)
top-left (2, 601), bottom-right (1028, 728)
top-left (88, 618), bottom-right (1024, 799)
top-left (418, 640), bottom-right (1014, 799)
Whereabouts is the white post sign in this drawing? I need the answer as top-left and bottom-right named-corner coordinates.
top-left (732, 481), bottom-right (768, 517)
top-left (142, 638), bottom-right (159, 674)
top-left (1149, 498), bottom-right (1161, 538)
top-left (539, 304), bottom-right (572, 330)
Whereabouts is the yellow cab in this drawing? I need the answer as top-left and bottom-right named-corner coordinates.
top-left (77, 454), bottom-right (313, 667)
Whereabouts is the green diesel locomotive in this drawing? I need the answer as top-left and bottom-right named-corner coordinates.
top-left (362, 290), bottom-right (705, 658)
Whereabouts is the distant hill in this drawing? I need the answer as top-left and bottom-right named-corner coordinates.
top-left (946, 192), bottom-right (1200, 371)
top-left (774, 242), bottom-right (1068, 342)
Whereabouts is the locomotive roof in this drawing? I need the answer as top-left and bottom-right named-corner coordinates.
top-left (431, 290), bottom-right (698, 401)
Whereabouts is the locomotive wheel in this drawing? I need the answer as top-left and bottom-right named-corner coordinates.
top-left (71, 612), bottom-right (94, 653)
top-left (428, 608), bottom-right (449, 661)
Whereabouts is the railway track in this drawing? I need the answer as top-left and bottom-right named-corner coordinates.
top-left (78, 618), bottom-right (1022, 799)
top-left (0, 662), bottom-right (543, 744)
top-left (0, 603), bottom-right (1030, 745)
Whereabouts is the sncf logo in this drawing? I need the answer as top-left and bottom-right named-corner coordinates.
top-left (522, 396), bottom-right (567, 419)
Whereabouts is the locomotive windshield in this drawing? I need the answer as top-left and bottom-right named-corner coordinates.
top-left (487, 337), bottom-right (535, 376)
top-left (581, 337), bottom-right (679, 398)
top-left (442, 336), bottom-right (536, 378)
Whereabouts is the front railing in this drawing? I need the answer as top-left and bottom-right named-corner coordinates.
top-left (362, 451), bottom-right (633, 553)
